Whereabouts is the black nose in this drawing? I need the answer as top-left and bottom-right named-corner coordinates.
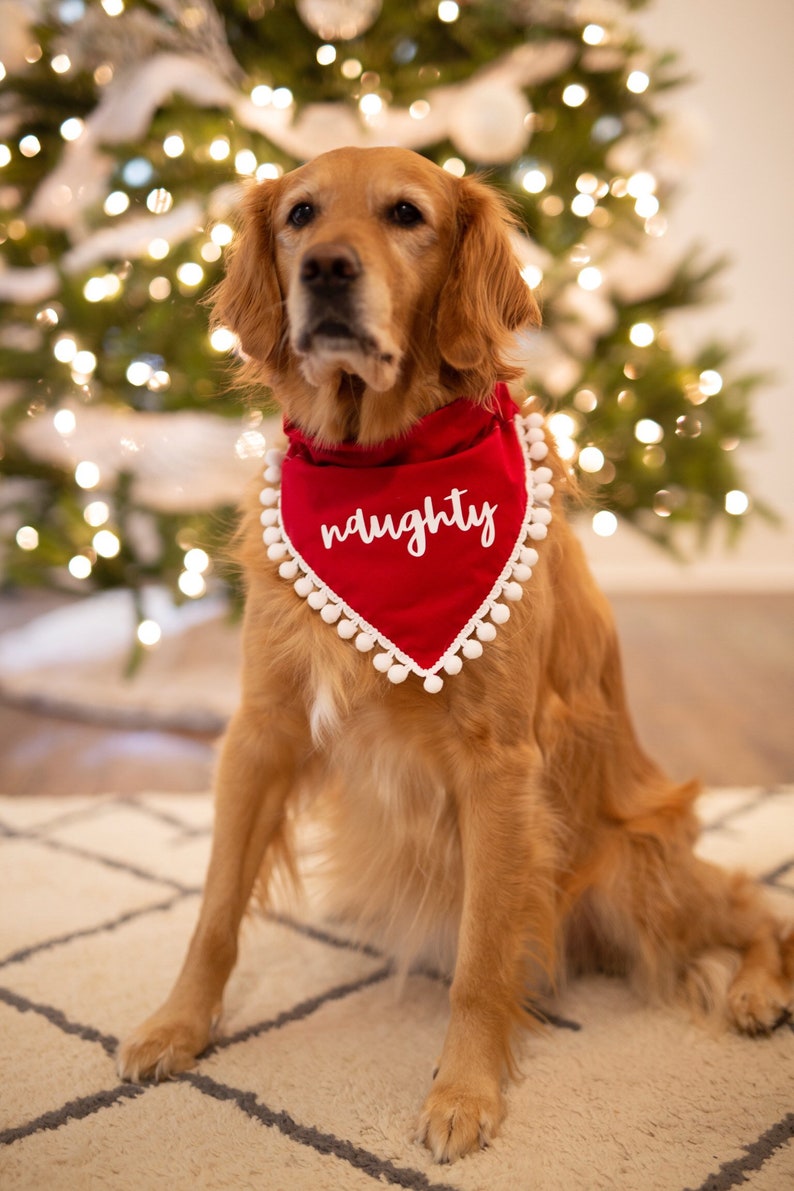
top-left (299, 242), bottom-right (361, 293)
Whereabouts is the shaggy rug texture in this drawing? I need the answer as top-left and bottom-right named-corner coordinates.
top-left (0, 787), bottom-right (792, 1191)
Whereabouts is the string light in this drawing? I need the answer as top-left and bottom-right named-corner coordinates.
top-left (104, 191), bottom-right (130, 216)
top-left (163, 134), bottom-right (185, 157)
top-left (101, 0), bottom-right (125, 15)
top-left (53, 409), bottom-right (76, 435)
top-left (629, 322), bottom-right (655, 347)
top-left (316, 45), bottom-right (336, 65)
top-left (176, 262), bottom-right (204, 287)
top-left (235, 149), bottom-right (257, 175)
top-left (59, 117), bottom-right (84, 141)
top-left (725, 490), bottom-right (750, 515)
top-left (51, 54), bottom-right (71, 74)
top-left (184, 548), bottom-right (210, 573)
top-left (137, 619), bottom-right (162, 646)
top-left (522, 168), bottom-right (548, 194)
top-left (19, 135), bottom-right (41, 157)
top-left (582, 24), bottom-right (605, 45)
top-left (359, 94), bottom-right (383, 117)
top-left (577, 266), bottom-right (602, 290)
top-left (16, 526), bottom-right (39, 551)
top-left (210, 327), bottom-right (237, 352)
top-left (562, 84), bottom-right (588, 107)
top-left (84, 501), bottom-right (110, 527)
top-left (438, 1), bottom-right (460, 21)
top-left (209, 137), bottom-right (230, 161)
top-left (75, 461), bottom-right (101, 489)
top-left (578, 446), bottom-right (605, 473)
top-left (699, 369), bottom-right (723, 396)
top-left (592, 510), bottom-right (618, 537)
top-left (68, 555), bottom-right (92, 580)
top-left (409, 100), bottom-right (431, 120)
top-left (521, 264), bottom-right (543, 289)
top-left (178, 570), bottom-right (206, 598)
top-left (272, 87), bottom-right (294, 110)
top-left (634, 418), bottom-right (664, 445)
top-left (0, 145), bottom-right (11, 167)
top-left (627, 70), bottom-right (650, 94)
top-left (442, 157), bottom-right (466, 176)
top-left (250, 85), bottom-right (274, 106)
top-left (93, 529), bottom-right (121, 558)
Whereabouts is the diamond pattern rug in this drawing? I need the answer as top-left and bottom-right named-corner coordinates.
top-left (1, 788), bottom-right (792, 1191)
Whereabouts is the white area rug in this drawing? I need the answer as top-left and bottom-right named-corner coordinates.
top-left (1, 788), bottom-right (792, 1191)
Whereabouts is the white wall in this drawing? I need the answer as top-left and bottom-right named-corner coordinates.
top-left (581, 0), bottom-right (794, 591)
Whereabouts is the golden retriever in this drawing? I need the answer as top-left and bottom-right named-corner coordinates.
top-left (118, 146), bottom-right (793, 1162)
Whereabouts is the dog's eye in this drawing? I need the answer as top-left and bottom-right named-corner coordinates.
top-left (389, 201), bottom-right (424, 227)
top-left (287, 202), bottom-right (315, 228)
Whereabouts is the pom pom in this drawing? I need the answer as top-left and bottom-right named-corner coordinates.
top-left (372, 651), bottom-right (393, 672)
top-left (294, 576), bottom-right (314, 598)
top-left (320, 602), bottom-right (342, 624)
top-left (520, 546), bottom-right (539, 567)
top-left (476, 621), bottom-right (497, 642)
top-left (504, 581), bottom-right (523, 601)
top-left (337, 618), bottom-right (357, 639)
top-left (355, 632), bottom-right (375, 652)
top-left (527, 522), bottom-right (548, 541)
top-left (490, 602), bottom-right (511, 624)
top-left (533, 466), bottom-right (553, 485)
top-left (423, 674), bottom-right (444, 693)
top-left (529, 440), bottom-right (549, 461)
top-left (534, 482), bottom-right (554, 502)
top-left (265, 448), bottom-right (284, 467)
top-left (259, 487), bottom-right (279, 506)
top-left (462, 638), bottom-right (483, 659)
top-left (278, 559), bottom-right (299, 580)
top-left (511, 563), bottom-right (532, 582)
top-left (527, 427), bottom-right (545, 444)
top-left (260, 508), bottom-right (279, 527)
top-left (266, 542), bottom-right (288, 561)
top-left (387, 663), bottom-right (410, 684)
top-left (264, 466), bottom-right (282, 483)
top-left (443, 654), bottom-right (463, 675)
top-left (532, 507), bottom-right (552, 526)
top-left (525, 412), bottom-right (544, 429)
top-left (307, 589), bottom-right (328, 610)
top-left (263, 526), bottom-right (282, 546)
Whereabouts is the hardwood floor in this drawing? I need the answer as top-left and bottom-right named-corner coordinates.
top-left (0, 592), bottom-right (791, 796)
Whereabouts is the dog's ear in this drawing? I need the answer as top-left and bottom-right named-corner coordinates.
top-left (210, 180), bottom-right (286, 376)
top-left (436, 175), bottom-right (540, 394)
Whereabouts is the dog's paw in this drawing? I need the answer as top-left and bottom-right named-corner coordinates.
top-left (416, 1079), bottom-right (504, 1163)
top-left (117, 1013), bottom-right (211, 1082)
top-left (727, 969), bottom-right (792, 1036)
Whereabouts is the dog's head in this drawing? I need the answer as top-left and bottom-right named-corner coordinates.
top-left (213, 146), bottom-right (540, 443)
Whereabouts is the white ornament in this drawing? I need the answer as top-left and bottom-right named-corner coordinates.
top-left (528, 441), bottom-right (549, 461)
top-left (296, 0), bottom-right (381, 40)
top-left (449, 82), bottom-right (532, 164)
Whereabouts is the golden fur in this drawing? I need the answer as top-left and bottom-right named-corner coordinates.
top-left (118, 147), bottom-right (793, 1163)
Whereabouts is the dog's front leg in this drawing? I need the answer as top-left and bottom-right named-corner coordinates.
top-left (417, 744), bottom-right (555, 1162)
top-left (117, 705), bottom-right (300, 1081)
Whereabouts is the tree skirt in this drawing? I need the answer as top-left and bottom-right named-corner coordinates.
top-left (1, 788), bottom-right (792, 1191)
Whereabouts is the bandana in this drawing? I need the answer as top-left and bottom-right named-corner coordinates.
top-left (258, 382), bottom-right (554, 693)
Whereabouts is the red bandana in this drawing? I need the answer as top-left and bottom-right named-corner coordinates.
top-left (259, 383), bottom-right (554, 693)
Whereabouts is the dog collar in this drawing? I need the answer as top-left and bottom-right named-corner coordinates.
top-left (258, 382), bottom-right (554, 693)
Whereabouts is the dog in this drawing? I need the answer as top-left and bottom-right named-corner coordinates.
top-left (118, 146), bottom-right (793, 1163)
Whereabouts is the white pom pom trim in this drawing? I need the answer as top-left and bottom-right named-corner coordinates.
top-left (263, 407), bottom-right (554, 693)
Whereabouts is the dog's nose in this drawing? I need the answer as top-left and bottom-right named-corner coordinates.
top-left (299, 242), bottom-right (361, 292)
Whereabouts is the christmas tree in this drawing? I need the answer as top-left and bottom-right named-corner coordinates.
top-left (0, 0), bottom-right (764, 642)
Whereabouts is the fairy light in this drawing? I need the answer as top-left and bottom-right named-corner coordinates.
top-left (102, 0), bottom-right (125, 14)
top-left (75, 461), bottom-right (101, 489)
top-left (522, 168), bottom-right (548, 194)
top-left (409, 100), bottom-right (431, 120)
top-left (60, 117), bottom-right (84, 141)
top-left (562, 84), bottom-right (588, 107)
top-left (146, 188), bottom-right (174, 214)
top-left (184, 548), bottom-right (210, 575)
top-left (176, 263), bottom-right (204, 287)
top-left (256, 163), bottom-right (282, 181)
top-left (341, 59), bottom-right (362, 80)
top-left (571, 193), bottom-right (595, 217)
top-left (104, 191), bottom-right (130, 216)
top-left (316, 45), bottom-right (336, 65)
top-left (16, 526), bottom-right (39, 551)
top-left (634, 418), bottom-right (664, 445)
top-left (137, 619), bottom-right (162, 647)
top-left (84, 274), bottom-right (122, 302)
top-left (126, 360), bottom-right (153, 386)
top-left (359, 94), bottom-right (383, 117)
top-left (250, 85), bottom-right (273, 106)
top-left (574, 388), bottom-right (598, 412)
top-left (71, 350), bottom-right (97, 380)
top-left (438, 1), bottom-right (460, 21)
top-left (178, 570), bottom-right (206, 598)
top-left (627, 70), bottom-right (650, 94)
top-left (577, 266), bottom-right (602, 291)
top-left (163, 134), bottom-right (185, 157)
top-left (68, 555), bottom-right (92, 580)
top-left (93, 529), bottom-right (121, 558)
top-left (521, 264), bottom-right (543, 289)
top-left (210, 327), bottom-right (237, 352)
top-left (272, 88), bottom-right (294, 110)
top-left (37, 307), bottom-right (60, 327)
top-left (725, 490), bottom-right (750, 515)
top-left (629, 322), bottom-right (655, 347)
top-left (578, 446), bottom-right (605, 473)
top-left (582, 24), bottom-right (605, 45)
top-left (149, 277), bottom-right (171, 301)
top-left (0, 145), bottom-right (11, 168)
top-left (209, 137), bottom-right (230, 161)
top-left (19, 135), bottom-right (41, 157)
top-left (592, 510), bottom-right (618, 537)
top-left (148, 238), bottom-right (170, 260)
top-left (442, 157), bottom-right (466, 177)
top-left (53, 409), bottom-right (76, 435)
top-left (699, 369), bottom-right (723, 397)
top-left (235, 149), bottom-right (257, 175)
top-left (634, 194), bottom-right (659, 218)
top-left (53, 336), bottom-right (77, 363)
top-left (51, 54), bottom-right (71, 74)
top-left (627, 171), bottom-right (657, 198)
top-left (84, 501), bottom-right (110, 527)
